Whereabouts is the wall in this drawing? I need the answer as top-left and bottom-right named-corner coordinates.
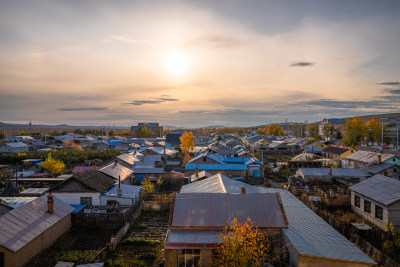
top-left (298, 255), bottom-right (373, 267)
top-left (52, 192), bottom-right (100, 206)
top-left (100, 195), bottom-right (138, 206)
top-left (165, 249), bottom-right (177, 267)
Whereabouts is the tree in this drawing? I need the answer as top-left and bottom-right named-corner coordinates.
top-left (183, 152), bottom-right (191, 165)
top-left (63, 140), bottom-right (82, 150)
top-left (266, 124), bottom-right (284, 136)
top-left (342, 117), bottom-right (366, 148)
top-left (180, 131), bottom-right (195, 154)
top-left (141, 179), bottom-right (155, 195)
top-left (323, 125), bottom-right (334, 139)
top-left (41, 153), bottom-right (65, 174)
top-left (210, 217), bottom-right (272, 266)
top-left (136, 125), bottom-right (150, 138)
top-left (365, 118), bottom-right (385, 144)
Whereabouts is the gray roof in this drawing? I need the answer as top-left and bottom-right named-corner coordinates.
top-left (0, 195), bottom-right (74, 252)
top-left (5, 142), bottom-right (29, 148)
top-left (344, 150), bottom-right (395, 163)
top-left (20, 188), bottom-right (49, 195)
top-left (182, 174), bottom-right (266, 193)
top-left (101, 184), bottom-right (141, 199)
top-left (116, 153), bottom-right (139, 166)
top-left (100, 163), bottom-right (134, 181)
top-left (165, 230), bottom-right (222, 249)
top-left (361, 160), bottom-right (396, 175)
top-left (349, 174), bottom-right (400, 206)
top-left (299, 168), bottom-right (370, 177)
top-left (179, 177), bottom-right (375, 264)
top-left (52, 170), bottom-right (116, 193)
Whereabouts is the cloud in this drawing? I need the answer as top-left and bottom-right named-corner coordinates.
top-left (382, 88), bottom-right (400, 95)
top-left (56, 107), bottom-right (107, 111)
top-left (183, 35), bottom-right (243, 48)
top-left (109, 35), bottom-right (154, 45)
top-left (377, 82), bottom-right (400, 86)
top-left (293, 99), bottom-right (398, 110)
top-left (289, 62), bottom-right (314, 67)
top-left (125, 97), bottom-right (180, 106)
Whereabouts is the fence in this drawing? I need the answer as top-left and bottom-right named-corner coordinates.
top-left (307, 201), bottom-right (400, 267)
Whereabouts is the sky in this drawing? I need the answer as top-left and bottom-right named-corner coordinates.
top-left (1, 0), bottom-right (400, 127)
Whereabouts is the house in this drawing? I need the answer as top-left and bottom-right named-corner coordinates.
top-left (349, 175), bottom-right (400, 230)
top-left (361, 160), bottom-right (400, 180)
top-left (0, 142), bottom-right (29, 154)
top-left (51, 170), bottom-right (116, 206)
top-left (0, 195), bottom-right (74, 267)
top-left (100, 184), bottom-right (141, 206)
top-left (130, 123), bottom-right (162, 138)
top-left (322, 146), bottom-right (355, 162)
top-left (179, 175), bottom-right (376, 267)
top-left (185, 152), bottom-right (263, 178)
top-left (342, 150), bottom-right (400, 168)
top-left (296, 167), bottom-right (370, 183)
top-left (164, 192), bottom-right (288, 266)
top-left (303, 141), bottom-right (329, 154)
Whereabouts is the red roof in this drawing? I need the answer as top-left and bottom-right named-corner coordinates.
top-left (72, 166), bottom-right (101, 173)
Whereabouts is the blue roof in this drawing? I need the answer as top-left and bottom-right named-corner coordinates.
top-left (304, 147), bottom-right (324, 153)
top-left (185, 163), bottom-right (248, 171)
top-left (101, 184), bottom-right (141, 199)
top-left (188, 152), bottom-right (224, 164)
top-left (70, 204), bottom-right (86, 213)
top-left (106, 140), bottom-right (122, 146)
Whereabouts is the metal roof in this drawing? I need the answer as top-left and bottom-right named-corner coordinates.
top-left (19, 188), bottom-right (49, 195)
top-left (100, 162), bottom-right (134, 181)
top-left (171, 193), bottom-right (287, 228)
top-left (179, 177), bottom-right (375, 264)
top-left (349, 174), bottom-right (400, 206)
top-left (322, 146), bottom-right (351, 155)
top-left (0, 197), bottom-right (37, 208)
top-left (5, 142), bottom-right (29, 148)
top-left (0, 195), bottom-right (74, 252)
top-left (52, 170), bottom-right (116, 193)
top-left (361, 160), bottom-right (396, 175)
top-left (101, 184), bottom-right (141, 199)
top-left (72, 166), bottom-right (102, 173)
top-left (165, 230), bottom-right (221, 249)
top-left (298, 168), bottom-right (370, 177)
top-left (185, 163), bottom-right (248, 171)
top-left (344, 150), bottom-right (395, 163)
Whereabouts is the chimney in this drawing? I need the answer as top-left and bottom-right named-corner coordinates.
top-left (378, 154), bottom-right (382, 164)
top-left (117, 175), bottom-right (122, 195)
top-left (195, 167), bottom-right (199, 176)
top-left (329, 168), bottom-right (332, 175)
top-left (92, 163), bottom-right (96, 170)
top-left (114, 160), bottom-right (118, 166)
top-left (241, 187), bottom-right (246, 194)
top-left (47, 194), bottom-right (54, 214)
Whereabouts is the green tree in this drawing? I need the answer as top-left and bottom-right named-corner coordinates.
top-left (210, 218), bottom-right (271, 266)
top-left (342, 117), bottom-right (366, 148)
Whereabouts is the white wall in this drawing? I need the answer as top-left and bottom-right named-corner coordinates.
top-left (52, 192), bottom-right (101, 206)
top-left (100, 195), bottom-right (139, 206)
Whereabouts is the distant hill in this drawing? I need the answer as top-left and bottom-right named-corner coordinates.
top-left (0, 122), bottom-right (130, 130)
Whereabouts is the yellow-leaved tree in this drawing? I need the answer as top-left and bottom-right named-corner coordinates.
top-left (180, 131), bottom-right (195, 154)
top-left (182, 152), bottom-right (191, 166)
top-left (41, 153), bottom-right (65, 174)
top-left (141, 179), bottom-right (155, 196)
top-left (266, 124), bottom-right (284, 136)
top-left (210, 217), bottom-right (272, 266)
top-left (365, 118), bottom-right (385, 144)
top-left (343, 117), bottom-right (366, 147)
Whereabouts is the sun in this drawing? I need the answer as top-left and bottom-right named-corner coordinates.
top-left (165, 52), bottom-right (189, 76)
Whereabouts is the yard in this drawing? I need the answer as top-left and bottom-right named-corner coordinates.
top-left (105, 208), bottom-right (170, 267)
top-left (26, 227), bottom-right (113, 267)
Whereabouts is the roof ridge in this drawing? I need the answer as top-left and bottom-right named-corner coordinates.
top-left (218, 174), bottom-right (227, 193)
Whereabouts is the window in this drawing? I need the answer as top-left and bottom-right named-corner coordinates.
top-left (364, 200), bottom-right (371, 213)
top-left (0, 252), bottom-right (4, 267)
top-left (80, 197), bottom-right (92, 206)
top-left (178, 249), bottom-right (200, 267)
top-left (375, 205), bottom-right (383, 220)
top-left (203, 157), bottom-right (206, 162)
top-left (354, 195), bottom-right (360, 208)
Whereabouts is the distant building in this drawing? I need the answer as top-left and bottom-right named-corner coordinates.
top-left (130, 123), bottom-right (162, 137)
top-left (0, 142), bottom-right (29, 154)
top-left (343, 150), bottom-right (400, 168)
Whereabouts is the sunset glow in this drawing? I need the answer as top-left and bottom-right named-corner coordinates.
top-left (165, 52), bottom-right (189, 76)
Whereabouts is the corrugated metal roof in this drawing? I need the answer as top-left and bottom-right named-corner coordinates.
top-left (5, 142), bottom-right (29, 148)
top-left (0, 197), bottom-right (37, 208)
top-left (165, 230), bottom-right (221, 249)
top-left (172, 193), bottom-right (287, 228)
top-left (299, 168), bottom-right (370, 177)
top-left (185, 163), bottom-right (248, 171)
top-left (349, 174), bottom-right (400, 206)
top-left (344, 150), bottom-right (395, 163)
top-left (101, 184), bottom-right (141, 199)
top-left (322, 146), bottom-right (351, 155)
top-left (179, 177), bottom-right (375, 264)
top-left (0, 195), bottom-right (74, 252)
top-left (361, 161), bottom-right (396, 174)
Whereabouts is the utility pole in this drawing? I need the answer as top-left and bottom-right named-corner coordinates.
top-left (397, 122), bottom-right (399, 151)
top-left (381, 122), bottom-right (384, 153)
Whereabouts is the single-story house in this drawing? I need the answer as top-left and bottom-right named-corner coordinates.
top-left (100, 184), bottom-right (141, 206)
top-left (296, 167), bottom-right (371, 183)
top-left (0, 195), bottom-right (74, 267)
top-left (322, 146), bottom-right (355, 162)
top-left (342, 150), bottom-right (400, 168)
top-left (349, 174), bottom-right (400, 230)
top-left (0, 142), bottom-right (29, 154)
top-left (361, 160), bottom-right (400, 180)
